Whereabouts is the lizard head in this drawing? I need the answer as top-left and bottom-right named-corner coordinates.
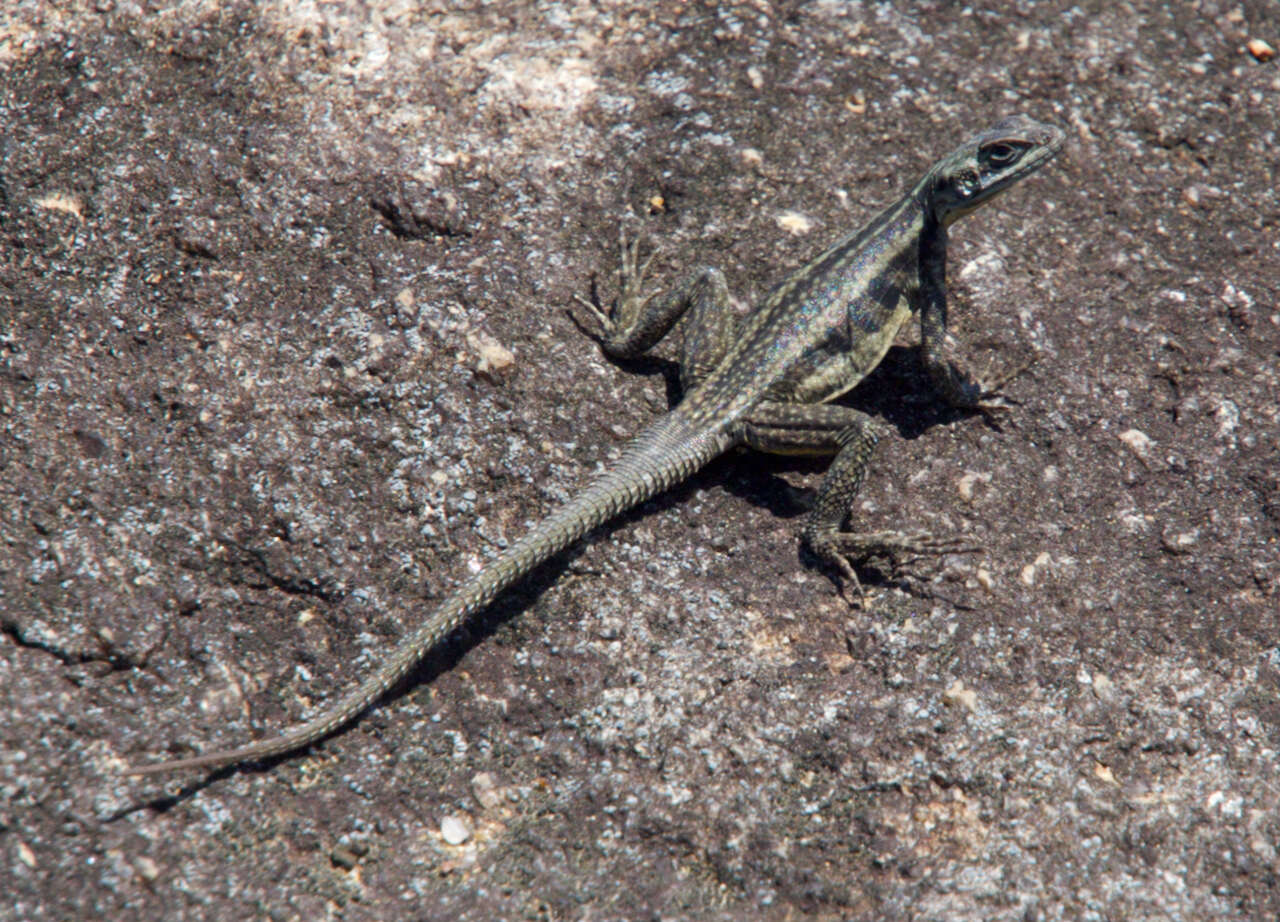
top-left (928, 115), bottom-right (1065, 226)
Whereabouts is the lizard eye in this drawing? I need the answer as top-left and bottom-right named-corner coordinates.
top-left (980, 142), bottom-right (1024, 168)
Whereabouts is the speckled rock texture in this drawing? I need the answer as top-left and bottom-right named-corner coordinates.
top-left (2, 2), bottom-right (1277, 920)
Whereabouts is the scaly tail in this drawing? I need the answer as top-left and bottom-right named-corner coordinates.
top-left (125, 412), bottom-right (732, 775)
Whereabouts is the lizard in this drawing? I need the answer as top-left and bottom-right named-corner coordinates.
top-left (125, 114), bottom-right (1065, 776)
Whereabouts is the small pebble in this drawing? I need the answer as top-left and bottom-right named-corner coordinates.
top-left (472, 772), bottom-right (502, 810)
top-left (440, 814), bottom-right (472, 845)
top-left (467, 331), bottom-right (515, 380)
top-left (330, 845), bottom-right (360, 870)
top-left (1246, 38), bottom-right (1275, 62)
top-left (942, 680), bottom-right (978, 713)
top-left (1118, 428), bottom-right (1154, 461)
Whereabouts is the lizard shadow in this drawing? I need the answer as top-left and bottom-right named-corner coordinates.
top-left (594, 343), bottom-right (985, 595)
top-left (595, 351), bottom-right (686, 409)
top-left (723, 344), bottom-right (977, 513)
top-left (111, 347), bottom-right (975, 808)
top-left (719, 344), bottom-right (984, 590)
top-left (460, 344), bottom-right (981, 658)
top-left (111, 369), bottom-right (720, 809)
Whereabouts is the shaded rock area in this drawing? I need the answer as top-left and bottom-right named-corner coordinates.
top-left (2, 2), bottom-right (1277, 919)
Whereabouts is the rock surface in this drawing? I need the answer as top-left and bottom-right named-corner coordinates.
top-left (2, 2), bottom-right (1278, 920)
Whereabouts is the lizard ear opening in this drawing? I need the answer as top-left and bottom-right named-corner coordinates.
top-left (954, 168), bottom-right (980, 199)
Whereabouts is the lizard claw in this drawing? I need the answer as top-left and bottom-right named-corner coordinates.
top-left (972, 392), bottom-right (1017, 429)
top-left (982, 352), bottom-right (1038, 392)
top-left (976, 353), bottom-right (1036, 423)
top-left (618, 229), bottom-right (655, 291)
top-left (942, 352), bottom-right (1037, 429)
top-left (568, 291), bottom-right (615, 343)
top-left (830, 549), bottom-right (867, 607)
top-left (808, 529), bottom-right (979, 607)
top-left (617, 230), bottom-right (656, 313)
top-left (569, 229), bottom-right (658, 352)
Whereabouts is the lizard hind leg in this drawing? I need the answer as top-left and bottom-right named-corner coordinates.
top-left (573, 231), bottom-right (738, 389)
top-left (741, 402), bottom-right (976, 604)
top-left (674, 264), bottom-right (737, 392)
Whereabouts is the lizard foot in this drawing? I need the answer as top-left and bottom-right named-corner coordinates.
top-left (568, 290), bottom-right (614, 343)
top-left (807, 529), bottom-right (978, 606)
top-left (952, 353), bottom-right (1038, 429)
top-left (975, 353), bottom-right (1038, 424)
top-left (568, 230), bottom-right (657, 345)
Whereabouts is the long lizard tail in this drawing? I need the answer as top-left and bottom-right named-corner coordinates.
top-left (124, 412), bottom-right (732, 775)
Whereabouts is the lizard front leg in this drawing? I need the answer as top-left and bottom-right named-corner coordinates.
top-left (575, 232), bottom-right (739, 392)
top-left (741, 402), bottom-right (974, 601)
top-left (918, 223), bottom-right (1028, 420)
